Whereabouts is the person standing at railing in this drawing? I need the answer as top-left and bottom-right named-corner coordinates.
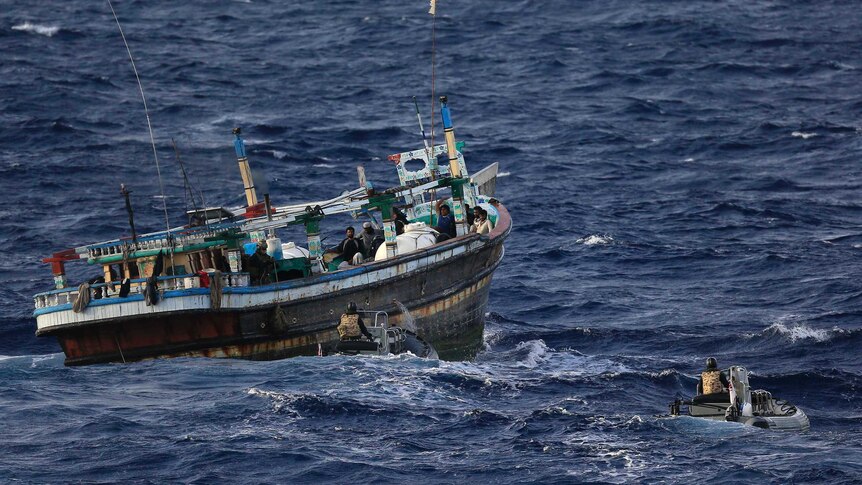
top-left (247, 241), bottom-right (274, 285)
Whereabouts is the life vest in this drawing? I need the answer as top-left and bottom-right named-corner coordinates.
top-left (337, 313), bottom-right (361, 339)
top-left (701, 369), bottom-right (724, 394)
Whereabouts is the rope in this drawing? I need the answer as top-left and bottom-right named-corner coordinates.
top-left (114, 335), bottom-right (126, 363)
top-left (72, 283), bottom-right (91, 313)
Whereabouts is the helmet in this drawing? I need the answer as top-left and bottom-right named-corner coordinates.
top-left (706, 357), bottom-right (717, 370)
top-left (346, 301), bottom-right (358, 314)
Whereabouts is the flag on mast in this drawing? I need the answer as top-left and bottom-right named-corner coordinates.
top-left (429, 0), bottom-right (436, 15)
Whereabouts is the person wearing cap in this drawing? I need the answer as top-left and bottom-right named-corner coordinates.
top-left (359, 222), bottom-right (379, 259)
top-left (248, 240), bottom-right (274, 284)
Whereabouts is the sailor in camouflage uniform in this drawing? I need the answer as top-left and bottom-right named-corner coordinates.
top-left (697, 357), bottom-right (729, 395)
top-left (337, 301), bottom-right (373, 341)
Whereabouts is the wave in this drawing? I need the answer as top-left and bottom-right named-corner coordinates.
top-left (0, 352), bottom-right (63, 369)
top-left (791, 131), bottom-right (816, 139)
top-left (11, 22), bottom-right (59, 37)
top-left (749, 321), bottom-right (851, 344)
top-left (577, 234), bottom-right (613, 246)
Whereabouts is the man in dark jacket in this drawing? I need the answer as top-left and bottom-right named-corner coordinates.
top-left (330, 226), bottom-right (365, 265)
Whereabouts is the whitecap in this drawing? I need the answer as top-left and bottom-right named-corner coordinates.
top-left (513, 339), bottom-right (551, 368)
top-left (247, 387), bottom-right (305, 415)
top-left (313, 163), bottom-right (336, 168)
top-left (12, 22), bottom-right (60, 37)
top-left (762, 322), bottom-right (837, 343)
top-left (577, 234), bottom-right (613, 245)
top-left (791, 131), bottom-right (816, 139)
top-left (481, 323), bottom-right (504, 350)
top-left (497, 171), bottom-right (511, 177)
top-left (657, 368), bottom-right (677, 377)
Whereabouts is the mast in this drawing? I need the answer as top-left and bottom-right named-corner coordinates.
top-left (440, 96), bottom-right (469, 236)
top-left (232, 128), bottom-right (259, 207)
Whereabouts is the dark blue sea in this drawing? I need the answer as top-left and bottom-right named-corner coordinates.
top-left (3, 0), bottom-right (862, 482)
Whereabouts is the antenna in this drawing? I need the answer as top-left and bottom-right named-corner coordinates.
top-left (171, 138), bottom-right (203, 219)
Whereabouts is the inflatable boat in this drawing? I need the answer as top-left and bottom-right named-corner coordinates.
top-left (669, 366), bottom-right (809, 431)
top-left (334, 310), bottom-right (438, 359)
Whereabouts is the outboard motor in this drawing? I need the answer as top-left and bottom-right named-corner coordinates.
top-left (727, 366), bottom-right (753, 420)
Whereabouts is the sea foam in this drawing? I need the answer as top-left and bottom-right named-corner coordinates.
top-left (577, 234), bottom-right (614, 245)
top-left (762, 322), bottom-right (837, 343)
top-left (791, 131), bottom-right (816, 139)
top-left (12, 22), bottom-right (59, 37)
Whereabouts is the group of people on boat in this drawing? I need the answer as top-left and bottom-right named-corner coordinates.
top-left (326, 223), bottom-right (385, 268)
top-left (432, 201), bottom-right (495, 241)
top-left (324, 202), bottom-right (495, 268)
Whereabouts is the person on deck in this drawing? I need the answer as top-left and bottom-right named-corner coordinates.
top-left (393, 207), bottom-right (409, 235)
top-left (464, 203), bottom-right (475, 226)
top-left (697, 357), bottom-right (729, 395)
top-left (470, 207), bottom-right (494, 235)
top-left (433, 200), bottom-right (456, 239)
top-left (248, 241), bottom-right (274, 284)
top-left (359, 222), bottom-right (379, 259)
top-left (337, 301), bottom-right (373, 341)
top-left (328, 226), bottom-right (365, 265)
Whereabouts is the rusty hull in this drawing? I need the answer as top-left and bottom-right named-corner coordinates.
top-left (55, 228), bottom-right (506, 366)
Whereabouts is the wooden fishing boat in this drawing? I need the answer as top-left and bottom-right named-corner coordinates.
top-left (33, 97), bottom-right (511, 365)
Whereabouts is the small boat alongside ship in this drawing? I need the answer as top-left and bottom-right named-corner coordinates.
top-left (33, 97), bottom-right (510, 366)
top-left (669, 366), bottom-right (810, 431)
top-left (334, 310), bottom-right (437, 359)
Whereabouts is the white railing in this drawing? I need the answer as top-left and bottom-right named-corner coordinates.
top-left (34, 273), bottom-right (250, 310)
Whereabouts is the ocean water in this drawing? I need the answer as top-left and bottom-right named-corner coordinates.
top-left (2, 0), bottom-right (862, 482)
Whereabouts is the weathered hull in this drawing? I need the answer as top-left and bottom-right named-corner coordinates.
top-left (36, 205), bottom-right (511, 366)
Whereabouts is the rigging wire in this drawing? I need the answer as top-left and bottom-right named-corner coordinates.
top-left (428, 1), bottom-right (439, 218)
top-left (172, 138), bottom-right (203, 218)
top-left (107, 0), bottom-right (175, 270)
top-left (429, 3), bottom-right (437, 154)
